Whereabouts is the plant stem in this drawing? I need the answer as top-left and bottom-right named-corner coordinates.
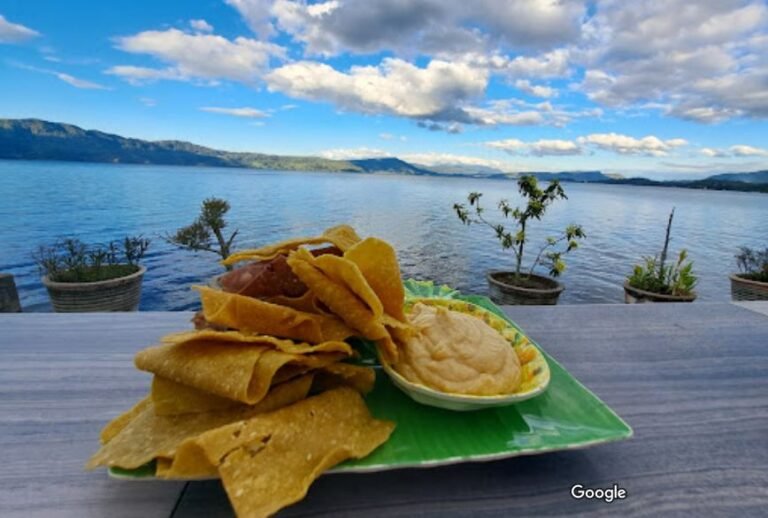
top-left (515, 219), bottom-right (526, 281)
top-left (659, 208), bottom-right (674, 282)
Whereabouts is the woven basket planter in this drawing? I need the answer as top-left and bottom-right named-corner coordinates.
top-left (623, 281), bottom-right (696, 304)
top-left (42, 266), bottom-right (146, 312)
top-left (487, 271), bottom-right (564, 305)
top-left (729, 274), bottom-right (768, 301)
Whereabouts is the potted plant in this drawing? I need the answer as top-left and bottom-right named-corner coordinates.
top-left (165, 197), bottom-right (239, 271)
top-left (35, 236), bottom-right (150, 312)
top-left (624, 209), bottom-right (697, 303)
top-left (454, 175), bottom-right (586, 305)
top-left (730, 246), bottom-right (768, 300)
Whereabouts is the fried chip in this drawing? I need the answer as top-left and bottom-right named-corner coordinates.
top-left (287, 248), bottom-right (389, 342)
top-left (195, 286), bottom-right (355, 344)
top-left (159, 387), bottom-right (394, 517)
top-left (216, 388), bottom-right (394, 517)
top-left (221, 225), bottom-right (362, 266)
top-left (86, 375), bottom-right (314, 471)
top-left (99, 396), bottom-right (151, 445)
top-left (345, 237), bottom-right (407, 322)
top-left (135, 341), bottom-right (345, 404)
top-left (152, 376), bottom-right (240, 416)
top-left (312, 363), bottom-right (376, 394)
top-left (161, 329), bottom-right (353, 356)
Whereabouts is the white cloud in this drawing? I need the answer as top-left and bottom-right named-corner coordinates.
top-left (105, 65), bottom-right (188, 85)
top-left (319, 147), bottom-right (389, 160)
top-left (226, 0), bottom-right (276, 38)
top-left (265, 58), bottom-right (488, 122)
top-left (268, 0), bottom-right (585, 58)
top-left (577, 1), bottom-right (768, 121)
top-left (111, 28), bottom-right (286, 85)
top-left (486, 138), bottom-right (582, 156)
top-left (514, 80), bottom-right (557, 98)
top-left (13, 62), bottom-right (109, 90)
top-left (55, 73), bottom-right (109, 90)
top-left (730, 145), bottom-right (768, 157)
top-left (402, 152), bottom-right (515, 172)
top-left (200, 106), bottom-right (270, 118)
top-left (0, 14), bottom-right (39, 43)
top-left (700, 147), bottom-right (726, 158)
top-left (577, 133), bottom-right (688, 157)
top-left (189, 19), bottom-right (214, 33)
top-left (495, 49), bottom-right (571, 79)
top-left (379, 133), bottom-right (407, 141)
top-left (139, 97), bottom-right (157, 107)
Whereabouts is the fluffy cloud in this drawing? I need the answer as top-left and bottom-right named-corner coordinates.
top-left (486, 138), bottom-right (582, 156)
top-left (577, 1), bottom-right (768, 121)
top-left (265, 58), bottom-right (488, 122)
top-left (319, 147), bottom-right (389, 160)
top-left (110, 28), bottom-right (285, 84)
top-left (700, 145), bottom-right (768, 158)
top-left (200, 106), bottom-right (270, 118)
top-left (401, 152), bottom-right (515, 172)
top-left (189, 19), bottom-right (214, 33)
top-left (514, 80), bottom-right (557, 98)
top-left (268, 0), bottom-right (585, 57)
top-left (577, 133), bottom-right (687, 156)
top-left (730, 145), bottom-right (768, 157)
top-left (0, 14), bottom-right (39, 43)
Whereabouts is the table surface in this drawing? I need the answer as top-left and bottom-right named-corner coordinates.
top-left (1, 302), bottom-right (767, 517)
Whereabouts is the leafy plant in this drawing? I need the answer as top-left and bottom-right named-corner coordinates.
top-left (735, 246), bottom-right (768, 282)
top-left (454, 175), bottom-right (585, 282)
top-left (165, 197), bottom-right (239, 271)
top-left (33, 236), bottom-right (150, 283)
top-left (627, 209), bottom-right (697, 296)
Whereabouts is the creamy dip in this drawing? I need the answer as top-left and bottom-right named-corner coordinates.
top-left (396, 303), bottom-right (521, 396)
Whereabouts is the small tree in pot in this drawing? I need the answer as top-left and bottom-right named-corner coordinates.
top-left (624, 208), bottom-right (697, 303)
top-left (165, 197), bottom-right (239, 271)
top-left (730, 246), bottom-right (768, 301)
top-left (35, 236), bottom-right (150, 312)
top-left (454, 175), bottom-right (586, 305)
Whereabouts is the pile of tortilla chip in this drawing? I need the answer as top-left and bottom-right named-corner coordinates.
top-left (87, 224), bottom-right (409, 517)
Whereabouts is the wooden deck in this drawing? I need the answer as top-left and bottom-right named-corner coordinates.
top-left (1, 302), bottom-right (767, 517)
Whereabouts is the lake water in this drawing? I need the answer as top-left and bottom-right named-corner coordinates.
top-left (1, 160), bottom-right (766, 311)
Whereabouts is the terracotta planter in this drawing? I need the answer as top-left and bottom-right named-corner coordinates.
top-left (42, 266), bottom-right (146, 312)
top-left (487, 271), bottom-right (564, 305)
top-left (729, 273), bottom-right (768, 301)
top-left (623, 281), bottom-right (696, 304)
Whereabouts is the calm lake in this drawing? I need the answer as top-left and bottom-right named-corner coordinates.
top-left (1, 160), bottom-right (766, 311)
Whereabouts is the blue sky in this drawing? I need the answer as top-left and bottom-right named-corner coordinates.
top-left (1, 0), bottom-right (767, 178)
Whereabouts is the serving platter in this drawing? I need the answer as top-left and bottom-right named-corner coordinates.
top-left (110, 280), bottom-right (632, 479)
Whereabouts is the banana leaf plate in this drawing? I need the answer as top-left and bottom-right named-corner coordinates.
top-left (109, 279), bottom-right (632, 478)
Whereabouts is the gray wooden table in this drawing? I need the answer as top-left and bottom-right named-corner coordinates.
top-left (1, 303), bottom-right (767, 517)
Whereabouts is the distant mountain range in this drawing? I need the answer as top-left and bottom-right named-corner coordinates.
top-left (1, 119), bottom-right (766, 192)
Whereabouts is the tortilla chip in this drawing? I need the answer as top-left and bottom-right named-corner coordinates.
top-left (216, 388), bottom-right (394, 517)
top-left (99, 396), bottom-right (151, 445)
top-left (312, 363), bottom-right (376, 394)
top-left (152, 376), bottom-right (240, 416)
top-left (161, 329), bottom-right (353, 356)
top-left (263, 291), bottom-right (318, 313)
top-left (221, 225), bottom-right (362, 266)
top-left (287, 248), bottom-right (389, 342)
top-left (195, 286), bottom-right (355, 344)
top-left (86, 375), bottom-right (314, 470)
top-left (345, 237), bottom-right (407, 322)
top-left (135, 341), bottom-right (345, 404)
top-left (312, 252), bottom-right (384, 317)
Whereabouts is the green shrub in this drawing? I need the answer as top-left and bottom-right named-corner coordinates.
top-left (34, 236), bottom-right (150, 283)
top-left (454, 175), bottom-right (585, 282)
top-left (735, 246), bottom-right (768, 282)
